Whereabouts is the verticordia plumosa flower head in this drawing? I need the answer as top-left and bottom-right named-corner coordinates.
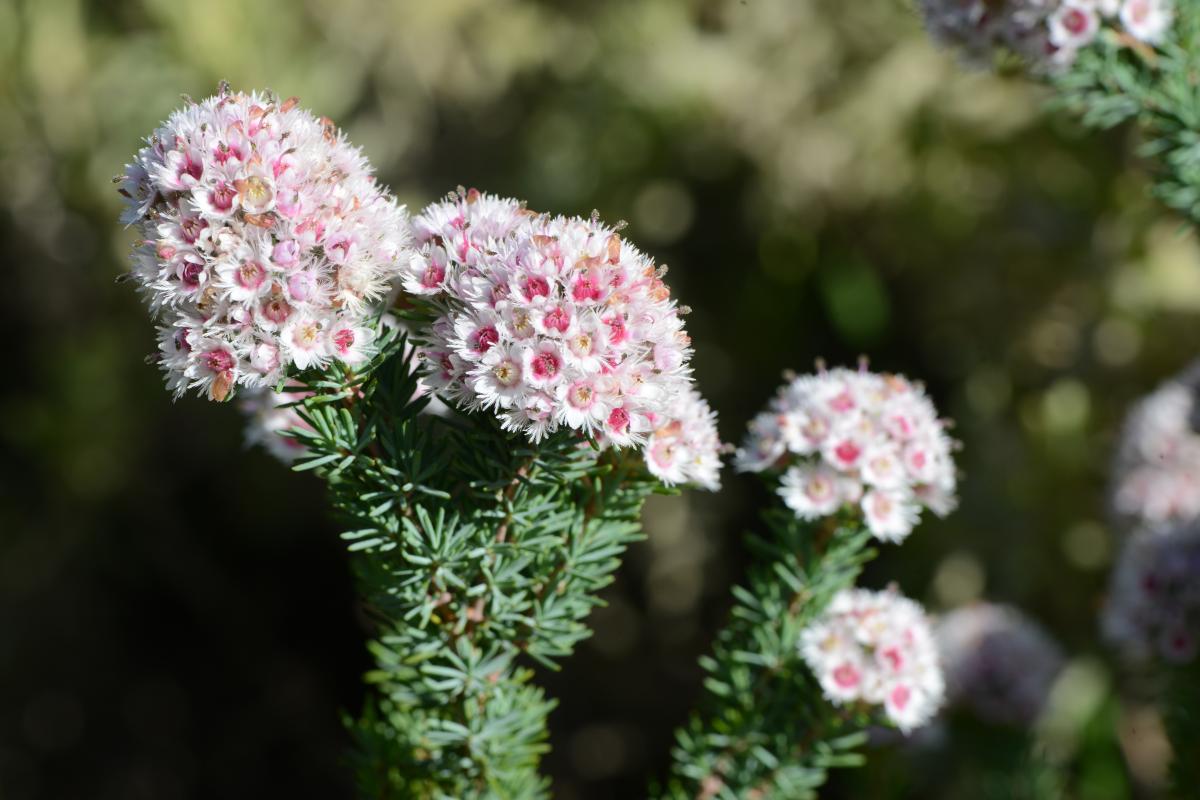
top-left (1103, 521), bottom-right (1200, 664)
top-left (1111, 365), bottom-right (1200, 529)
top-left (403, 189), bottom-right (695, 446)
top-left (935, 603), bottom-right (1064, 728)
top-left (799, 586), bottom-right (944, 734)
top-left (642, 387), bottom-right (723, 491)
top-left (917, 0), bottom-right (1173, 72)
top-left (736, 364), bottom-right (957, 543)
top-left (119, 85), bottom-right (410, 401)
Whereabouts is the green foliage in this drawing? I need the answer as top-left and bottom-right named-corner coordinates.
top-left (658, 509), bottom-right (878, 799)
top-left (1055, 3), bottom-right (1200, 222)
top-left (290, 332), bottom-right (659, 798)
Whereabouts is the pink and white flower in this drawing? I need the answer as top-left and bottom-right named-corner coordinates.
top-left (1111, 364), bottom-right (1200, 529)
top-left (1121, 0), bottom-right (1174, 43)
top-left (917, 0), bottom-right (1173, 72)
top-left (403, 189), bottom-right (697, 446)
top-left (119, 86), bottom-right (410, 400)
top-left (737, 366), bottom-right (957, 543)
top-left (799, 587), bottom-right (944, 734)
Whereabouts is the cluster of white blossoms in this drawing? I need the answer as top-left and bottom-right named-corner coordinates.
top-left (1111, 366), bottom-right (1200, 528)
top-left (935, 603), bottom-right (1064, 727)
top-left (641, 388), bottom-right (723, 491)
top-left (120, 87), bottom-right (409, 401)
top-left (402, 190), bottom-right (697, 449)
top-left (736, 366), bottom-right (956, 543)
top-left (799, 587), bottom-right (944, 733)
top-left (1103, 521), bottom-right (1200, 663)
top-left (918, 0), bottom-right (1174, 72)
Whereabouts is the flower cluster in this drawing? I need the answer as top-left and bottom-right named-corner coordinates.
top-left (641, 387), bottom-right (723, 491)
top-left (736, 366), bottom-right (956, 543)
top-left (799, 587), bottom-right (944, 733)
top-left (1103, 521), bottom-right (1200, 663)
top-left (403, 190), bottom-right (694, 445)
top-left (935, 603), bottom-right (1064, 727)
top-left (119, 86), bottom-right (409, 401)
top-left (918, 0), bottom-right (1174, 72)
top-left (1111, 367), bottom-right (1200, 529)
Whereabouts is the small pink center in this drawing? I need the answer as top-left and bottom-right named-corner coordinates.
top-left (332, 328), bottom-right (355, 355)
top-left (807, 477), bottom-right (833, 501)
top-left (208, 181), bottom-right (235, 212)
top-left (890, 685), bottom-right (911, 711)
top-left (543, 306), bottom-right (571, 333)
top-left (1063, 8), bottom-right (1089, 34)
top-left (833, 663), bottom-right (860, 689)
top-left (608, 407), bottom-right (630, 433)
top-left (180, 216), bottom-right (206, 244)
top-left (238, 261), bottom-right (267, 290)
top-left (422, 263), bottom-right (445, 289)
top-left (471, 326), bottom-right (499, 353)
top-left (180, 261), bottom-right (204, 287)
top-left (834, 441), bottom-right (862, 465)
top-left (523, 276), bottom-right (550, 299)
top-left (262, 296), bottom-right (293, 324)
top-left (605, 315), bottom-right (627, 345)
top-left (568, 381), bottom-right (595, 409)
top-left (178, 151), bottom-right (203, 181)
top-left (881, 646), bottom-right (904, 671)
top-left (203, 349), bottom-right (234, 375)
top-left (572, 275), bottom-right (602, 302)
top-left (829, 390), bottom-right (856, 413)
top-left (531, 351), bottom-right (560, 380)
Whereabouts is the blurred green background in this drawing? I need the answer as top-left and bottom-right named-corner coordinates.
top-left (1, 0), bottom-right (1195, 797)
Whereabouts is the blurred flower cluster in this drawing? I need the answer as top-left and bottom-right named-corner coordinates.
top-left (1104, 362), bottom-right (1200, 664)
top-left (918, 0), bottom-right (1174, 71)
top-left (935, 602), bottom-right (1064, 727)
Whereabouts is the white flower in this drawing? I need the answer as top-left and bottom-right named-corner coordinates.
top-left (779, 464), bottom-right (842, 519)
top-left (739, 366), bottom-right (957, 543)
top-left (800, 587), bottom-right (944, 734)
top-left (861, 488), bottom-right (919, 543)
top-left (936, 603), bottom-right (1064, 727)
top-left (1120, 0), bottom-right (1174, 43)
top-left (1049, 2), bottom-right (1101, 49)
top-left (1111, 365), bottom-right (1200, 529)
top-left (119, 86), bottom-right (410, 400)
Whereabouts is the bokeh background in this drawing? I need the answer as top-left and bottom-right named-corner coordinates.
top-left (1, 0), bottom-right (1195, 797)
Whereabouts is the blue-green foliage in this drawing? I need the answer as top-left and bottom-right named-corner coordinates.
top-left (289, 330), bottom-right (660, 798)
top-left (658, 510), bottom-right (877, 799)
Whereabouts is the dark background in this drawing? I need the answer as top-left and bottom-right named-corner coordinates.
top-left (1, 0), bottom-right (1194, 797)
